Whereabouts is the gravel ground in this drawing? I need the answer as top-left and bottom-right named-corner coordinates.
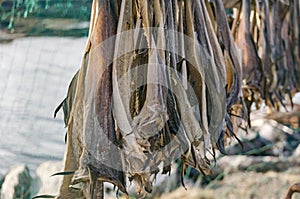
top-left (154, 166), bottom-right (300, 199)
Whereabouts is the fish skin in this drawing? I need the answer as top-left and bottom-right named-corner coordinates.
top-left (56, 0), bottom-right (300, 197)
top-left (215, 0), bottom-right (243, 107)
top-left (58, 0), bottom-right (127, 197)
top-left (236, 0), bottom-right (262, 89)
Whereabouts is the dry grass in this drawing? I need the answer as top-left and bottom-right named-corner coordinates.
top-left (157, 167), bottom-right (300, 199)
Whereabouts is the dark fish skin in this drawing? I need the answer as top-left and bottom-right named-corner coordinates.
top-left (94, 63), bottom-right (127, 193)
top-left (55, 0), bottom-right (300, 198)
top-left (215, 0), bottom-right (243, 108)
top-left (236, 0), bottom-right (262, 89)
top-left (85, 0), bottom-right (127, 196)
top-left (57, 0), bottom-right (127, 198)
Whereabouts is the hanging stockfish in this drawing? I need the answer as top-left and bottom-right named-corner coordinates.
top-left (53, 0), bottom-right (300, 198)
top-left (293, 0), bottom-right (300, 88)
top-left (56, 0), bottom-right (127, 198)
top-left (254, 0), bottom-right (273, 107)
top-left (228, 0), bottom-right (299, 113)
top-left (235, 0), bottom-right (262, 89)
top-left (213, 0), bottom-right (245, 151)
top-left (55, 0), bottom-right (241, 197)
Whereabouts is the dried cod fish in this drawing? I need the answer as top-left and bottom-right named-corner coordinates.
top-left (54, 0), bottom-right (300, 198)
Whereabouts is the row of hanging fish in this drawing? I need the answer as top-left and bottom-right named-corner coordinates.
top-left (231, 0), bottom-right (300, 111)
top-left (53, 0), bottom-right (299, 198)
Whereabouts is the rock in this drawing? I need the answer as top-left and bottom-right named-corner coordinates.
top-left (256, 120), bottom-right (300, 157)
top-left (293, 145), bottom-right (300, 157)
top-left (34, 161), bottom-right (63, 197)
top-left (0, 174), bottom-right (4, 194)
top-left (1, 164), bottom-right (32, 199)
top-left (259, 121), bottom-right (283, 142)
top-left (293, 92), bottom-right (300, 105)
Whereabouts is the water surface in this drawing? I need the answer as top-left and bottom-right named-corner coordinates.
top-left (0, 37), bottom-right (87, 175)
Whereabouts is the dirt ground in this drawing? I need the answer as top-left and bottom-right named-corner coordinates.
top-left (158, 167), bottom-right (300, 199)
top-left (160, 167), bottom-right (300, 199)
top-left (104, 165), bottom-right (300, 199)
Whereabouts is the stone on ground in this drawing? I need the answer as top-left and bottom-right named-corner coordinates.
top-left (34, 161), bottom-right (63, 196)
top-left (0, 164), bottom-right (32, 199)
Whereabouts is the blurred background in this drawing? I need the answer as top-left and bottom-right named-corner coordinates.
top-left (0, 0), bottom-right (92, 175)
